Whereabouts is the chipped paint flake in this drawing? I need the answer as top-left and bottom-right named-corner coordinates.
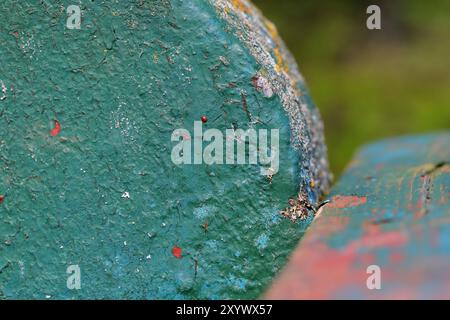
top-left (252, 73), bottom-right (273, 98)
top-left (50, 120), bottom-right (61, 137)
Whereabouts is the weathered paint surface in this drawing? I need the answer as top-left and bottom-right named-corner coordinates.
top-left (0, 1), bottom-right (329, 299)
top-left (266, 132), bottom-right (450, 299)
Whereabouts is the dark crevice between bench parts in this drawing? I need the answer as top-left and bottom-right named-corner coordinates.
top-left (421, 161), bottom-right (448, 176)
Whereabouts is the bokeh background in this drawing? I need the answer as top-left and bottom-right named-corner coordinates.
top-left (253, 0), bottom-right (450, 177)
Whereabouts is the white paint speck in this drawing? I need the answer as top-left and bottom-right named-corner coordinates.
top-left (110, 101), bottom-right (139, 144)
top-left (0, 80), bottom-right (7, 100)
top-left (19, 261), bottom-right (25, 276)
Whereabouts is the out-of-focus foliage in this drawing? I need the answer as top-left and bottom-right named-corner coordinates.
top-left (253, 0), bottom-right (450, 177)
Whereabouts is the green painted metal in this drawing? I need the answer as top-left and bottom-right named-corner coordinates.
top-left (266, 132), bottom-right (450, 299)
top-left (0, 0), bottom-right (330, 299)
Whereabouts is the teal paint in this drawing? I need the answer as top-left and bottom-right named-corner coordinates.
top-left (0, 0), bottom-right (330, 299)
top-left (267, 132), bottom-right (450, 299)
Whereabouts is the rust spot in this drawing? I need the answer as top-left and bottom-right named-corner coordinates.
top-left (229, 0), bottom-right (251, 14)
top-left (165, 54), bottom-right (174, 64)
top-left (201, 221), bottom-right (209, 233)
top-left (240, 92), bottom-right (251, 121)
top-left (280, 191), bottom-right (313, 222)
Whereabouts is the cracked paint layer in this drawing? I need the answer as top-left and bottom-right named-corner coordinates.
top-left (0, 0), bottom-right (329, 299)
top-left (211, 0), bottom-right (332, 203)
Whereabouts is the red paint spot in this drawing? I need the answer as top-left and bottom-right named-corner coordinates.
top-left (305, 215), bottom-right (350, 241)
top-left (266, 228), bottom-right (409, 299)
top-left (265, 242), bottom-right (363, 299)
top-left (201, 116), bottom-right (208, 123)
top-left (345, 229), bottom-right (408, 252)
top-left (0, 195), bottom-right (4, 204)
top-left (328, 195), bottom-right (367, 209)
top-left (172, 246), bottom-right (182, 259)
top-left (50, 120), bottom-right (61, 137)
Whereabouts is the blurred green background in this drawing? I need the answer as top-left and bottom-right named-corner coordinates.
top-left (253, 0), bottom-right (450, 177)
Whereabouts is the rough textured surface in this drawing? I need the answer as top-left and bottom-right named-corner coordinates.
top-left (266, 132), bottom-right (450, 299)
top-left (212, 0), bottom-right (331, 199)
top-left (0, 0), bottom-right (329, 299)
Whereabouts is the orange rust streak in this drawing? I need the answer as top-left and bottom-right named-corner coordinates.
top-left (230, 0), bottom-right (251, 14)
